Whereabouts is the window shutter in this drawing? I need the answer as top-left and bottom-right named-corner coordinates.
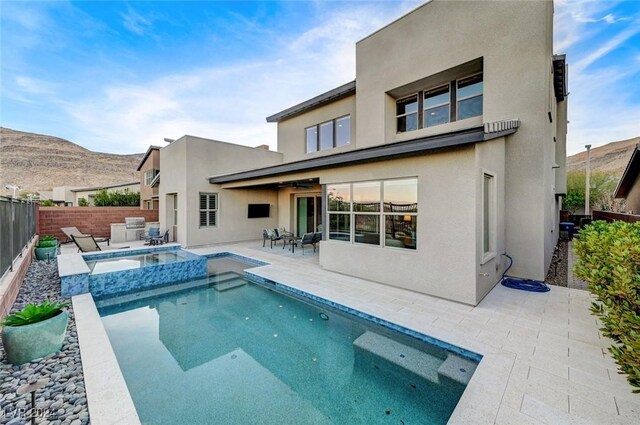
top-left (199, 211), bottom-right (207, 226)
top-left (200, 194), bottom-right (207, 210)
top-left (209, 194), bottom-right (217, 210)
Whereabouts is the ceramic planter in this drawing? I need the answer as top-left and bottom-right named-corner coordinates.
top-left (2, 311), bottom-right (68, 365)
top-left (35, 246), bottom-right (58, 261)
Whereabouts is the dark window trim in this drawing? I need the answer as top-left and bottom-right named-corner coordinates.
top-left (397, 73), bottom-right (482, 134)
top-left (305, 115), bottom-right (351, 153)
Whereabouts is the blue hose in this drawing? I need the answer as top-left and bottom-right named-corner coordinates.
top-left (500, 254), bottom-right (550, 293)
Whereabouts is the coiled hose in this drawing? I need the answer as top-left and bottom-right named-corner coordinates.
top-left (500, 254), bottom-right (550, 293)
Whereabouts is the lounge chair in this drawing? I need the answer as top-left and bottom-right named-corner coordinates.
top-left (61, 227), bottom-right (109, 246)
top-left (263, 228), bottom-right (282, 248)
top-left (142, 227), bottom-right (160, 244)
top-left (71, 235), bottom-right (102, 253)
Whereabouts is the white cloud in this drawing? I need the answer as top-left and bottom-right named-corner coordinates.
top-left (61, 2), bottom-right (419, 154)
top-left (565, 64), bottom-right (640, 154)
top-left (573, 20), bottom-right (640, 71)
top-left (121, 5), bottom-right (153, 36)
top-left (15, 76), bottom-right (56, 95)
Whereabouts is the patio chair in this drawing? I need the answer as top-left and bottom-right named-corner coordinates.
top-left (61, 227), bottom-right (110, 246)
top-left (299, 232), bottom-right (321, 254)
top-left (71, 234), bottom-right (102, 253)
top-left (142, 227), bottom-right (160, 245)
top-left (149, 229), bottom-right (170, 246)
top-left (262, 228), bottom-right (282, 248)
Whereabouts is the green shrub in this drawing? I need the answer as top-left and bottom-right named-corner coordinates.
top-left (1, 299), bottom-right (69, 327)
top-left (77, 197), bottom-right (89, 206)
top-left (93, 188), bottom-right (140, 207)
top-left (38, 235), bottom-right (58, 248)
top-left (573, 220), bottom-right (640, 392)
top-left (39, 199), bottom-right (54, 206)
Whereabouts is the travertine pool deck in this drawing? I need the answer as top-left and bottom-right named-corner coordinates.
top-left (70, 240), bottom-right (638, 425)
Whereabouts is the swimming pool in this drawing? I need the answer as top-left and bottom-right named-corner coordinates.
top-left (97, 257), bottom-right (478, 424)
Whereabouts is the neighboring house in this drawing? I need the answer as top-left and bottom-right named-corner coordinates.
top-left (51, 186), bottom-right (80, 206)
top-left (137, 146), bottom-right (161, 210)
top-left (614, 144), bottom-right (640, 214)
top-left (159, 0), bottom-right (568, 305)
top-left (70, 182), bottom-right (140, 206)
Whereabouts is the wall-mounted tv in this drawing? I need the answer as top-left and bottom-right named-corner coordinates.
top-left (248, 204), bottom-right (270, 218)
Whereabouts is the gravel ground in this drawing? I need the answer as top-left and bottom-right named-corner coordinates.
top-left (545, 240), bottom-right (568, 287)
top-left (0, 261), bottom-right (89, 425)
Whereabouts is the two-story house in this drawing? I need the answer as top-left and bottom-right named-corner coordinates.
top-left (159, 0), bottom-right (568, 305)
top-left (137, 146), bottom-right (161, 210)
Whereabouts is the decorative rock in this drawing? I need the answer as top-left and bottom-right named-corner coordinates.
top-left (0, 261), bottom-right (90, 425)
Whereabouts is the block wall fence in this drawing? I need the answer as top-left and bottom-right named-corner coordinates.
top-left (38, 207), bottom-right (159, 240)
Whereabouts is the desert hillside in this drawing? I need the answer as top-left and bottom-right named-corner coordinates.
top-left (567, 136), bottom-right (639, 176)
top-left (0, 127), bottom-right (143, 196)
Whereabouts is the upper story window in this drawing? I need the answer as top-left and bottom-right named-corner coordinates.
top-left (306, 115), bottom-right (351, 153)
top-left (144, 169), bottom-right (159, 185)
top-left (397, 73), bottom-right (483, 133)
top-left (457, 74), bottom-right (483, 120)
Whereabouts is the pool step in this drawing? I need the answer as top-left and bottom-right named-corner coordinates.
top-left (353, 331), bottom-right (441, 383)
top-left (437, 353), bottom-right (476, 385)
top-left (209, 272), bottom-right (247, 292)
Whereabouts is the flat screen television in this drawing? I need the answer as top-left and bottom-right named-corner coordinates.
top-left (248, 204), bottom-right (270, 218)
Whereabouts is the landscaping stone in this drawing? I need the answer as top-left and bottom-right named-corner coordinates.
top-left (0, 261), bottom-right (89, 425)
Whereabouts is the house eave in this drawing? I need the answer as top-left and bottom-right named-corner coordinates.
top-left (136, 146), bottom-right (161, 171)
top-left (209, 121), bottom-right (518, 184)
top-left (266, 81), bottom-right (356, 123)
top-left (614, 144), bottom-right (640, 198)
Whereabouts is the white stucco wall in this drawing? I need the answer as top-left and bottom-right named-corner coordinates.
top-left (277, 95), bottom-right (357, 164)
top-left (354, 0), bottom-right (558, 280)
top-left (159, 136), bottom-right (283, 247)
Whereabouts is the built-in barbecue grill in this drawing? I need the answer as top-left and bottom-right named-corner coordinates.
top-left (124, 217), bottom-right (146, 241)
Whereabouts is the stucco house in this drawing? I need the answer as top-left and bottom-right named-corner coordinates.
top-left (159, 0), bottom-right (568, 305)
top-left (614, 144), bottom-right (640, 214)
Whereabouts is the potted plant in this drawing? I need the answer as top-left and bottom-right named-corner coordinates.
top-left (1, 300), bottom-right (69, 365)
top-left (34, 235), bottom-right (58, 261)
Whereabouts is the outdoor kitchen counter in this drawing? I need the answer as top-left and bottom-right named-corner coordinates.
top-left (110, 221), bottom-right (159, 243)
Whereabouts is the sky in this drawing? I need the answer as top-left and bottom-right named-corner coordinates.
top-left (1, 0), bottom-right (640, 156)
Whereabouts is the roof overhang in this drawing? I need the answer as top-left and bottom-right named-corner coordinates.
top-left (209, 120), bottom-right (519, 185)
top-left (266, 81), bottom-right (356, 123)
top-left (553, 55), bottom-right (568, 102)
top-left (136, 146), bottom-right (161, 171)
top-left (70, 181), bottom-right (139, 192)
top-left (614, 144), bottom-right (640, 198)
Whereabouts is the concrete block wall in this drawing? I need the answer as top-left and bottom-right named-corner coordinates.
top-left (0, 238), bottom-right (36, 318)
top-left (39, 207), bottom-right (159, 240)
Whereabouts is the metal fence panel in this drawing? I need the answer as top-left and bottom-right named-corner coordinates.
top-left (0, 196), bottom-right (37, 277)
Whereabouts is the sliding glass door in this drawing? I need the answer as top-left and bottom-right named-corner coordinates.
top-left (296, 195), bottom-right (322, 236)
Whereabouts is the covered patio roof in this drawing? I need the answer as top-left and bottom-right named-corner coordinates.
top-left (209, 121), bottom-right (518, 185)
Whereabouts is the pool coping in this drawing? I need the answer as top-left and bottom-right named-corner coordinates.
top-left (73, 250), bottom-right (512, 425)
top-left (73, 293), bottom-right (141, 425)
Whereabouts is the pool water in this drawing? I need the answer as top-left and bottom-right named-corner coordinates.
top-left (85, 252), bottom-right (187, 275)
top-left (97, 262), bottom-right (476, 424)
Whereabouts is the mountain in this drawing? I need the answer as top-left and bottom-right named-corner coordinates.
top-left (0, 127), bottom-right (143, 196)
top-left (567, 136), bottom-right (640, 176)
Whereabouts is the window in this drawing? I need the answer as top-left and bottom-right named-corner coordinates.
top-left (327, 178), bottom-right (417, 250)
top-left (144, 169), bottom-right (159, 185)
top-left (396, 73), bottom-right (483, 133)
top-left (306, 115), bottom-right (351, 153)
top-left (306, 127), bottom-right (318, 153)
top-left (424, 85), bottom-right (450, 128)
top-left (482, 173), bottom-right (494, 257)
top-left (396, 96), bottom-right (418, 133)
top-left (336, 116), bottom-right (351, 147)
top-left (199, 193), bottom-right (218, 227)
top-left (457, 74), bottom-right (483, 120)
top-left (320, 121), bottom-right (334, 151)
